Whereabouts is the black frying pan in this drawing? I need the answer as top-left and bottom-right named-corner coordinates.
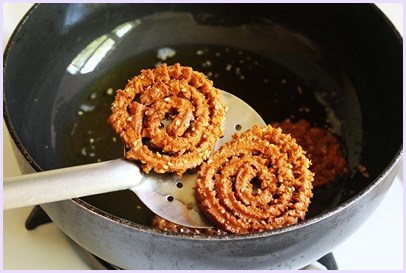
top-left (3, 3), bottom-right (402, 269)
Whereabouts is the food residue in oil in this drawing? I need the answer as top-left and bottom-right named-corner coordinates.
top-left (106, 88), bottom-right (114, 95)
top-left (357, 164), bottom-right (370, 178)
top-left (157, 47), bottom-right (176, 61)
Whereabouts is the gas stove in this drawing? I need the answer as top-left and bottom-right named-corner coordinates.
top-left (3, 3), bottom-right (403, 270)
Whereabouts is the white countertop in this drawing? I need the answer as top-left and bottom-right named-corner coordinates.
top-left (2, 3), bottom-right (404, 270)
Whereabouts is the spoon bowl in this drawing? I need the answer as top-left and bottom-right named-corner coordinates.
top-left (3, 90), bottom-right (265, 228)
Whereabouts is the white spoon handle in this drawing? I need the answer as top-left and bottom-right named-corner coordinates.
top-left (3, 159), bottom-right (141, 210)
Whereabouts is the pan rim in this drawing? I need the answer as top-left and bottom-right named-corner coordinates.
top-left (66, 148), bottom-right (402, 240)
top-left (3, 2), bottom-right (403, 240)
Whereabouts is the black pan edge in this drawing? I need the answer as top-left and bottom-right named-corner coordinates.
top-left (4, 3), bottom-right (403, 240)
top-left (3, 3), bottom-right (43, 173)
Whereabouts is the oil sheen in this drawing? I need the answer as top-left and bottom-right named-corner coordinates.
top-left (57, 44), bottom-right (347, 225)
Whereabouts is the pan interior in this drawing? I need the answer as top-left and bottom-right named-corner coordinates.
top-left (4, 4), bottom-right (402, 229)
top-left (54, 12), bottom-right (362, 223)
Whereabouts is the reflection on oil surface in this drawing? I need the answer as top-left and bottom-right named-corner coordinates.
top-left (67, 20), bottom-right (141, 75)
top-left (52, 11), bottom-right (363, 225)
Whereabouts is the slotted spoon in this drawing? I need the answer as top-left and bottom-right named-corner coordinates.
top-left (3, 91), bottom-right (265, 228)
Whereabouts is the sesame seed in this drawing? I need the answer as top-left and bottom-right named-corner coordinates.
top-left (77, 110), bottom-right (84, 116)
top-left (106, 88), bottom-right (114, 95)
top-left (215, 104), bottom-right (219, 110)
top-left (181, 87), bottom-right (187, 92)
top-left (163, 165), bottom-right (169, 169)
top-left (167, 162), bottom-right (173, 166)
top-left (89, 138), bottom-right (94, 143)
top-left (164, 97), bottom-right (170, 102)
top-left (112, 137), bottom-right (117, 142)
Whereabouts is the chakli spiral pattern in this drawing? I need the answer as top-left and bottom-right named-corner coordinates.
top-left (195, 125), bottom-right (314, 234)
top-left (108, 63), bottom-right (226, 176)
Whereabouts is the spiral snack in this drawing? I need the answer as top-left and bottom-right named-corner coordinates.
top-left (108, 63), bottom-right (226, 176)
top-left (273, 119), bottom-right (348, 187)
top-left (195, 125), bottom-right (314, 234)
top-left (152, 215), bottom-right (227, 235)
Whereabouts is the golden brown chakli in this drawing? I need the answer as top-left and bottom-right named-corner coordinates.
top-left (195, 125), bottom-right (314, 234)
top-left (152, 215), bottom-right (228, 235)
top-left (108, 63), bottom-right (226, 176)
top-left (109, 63), bottom-right (315, 235)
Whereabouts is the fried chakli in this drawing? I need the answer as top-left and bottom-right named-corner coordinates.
top-left (152, 215), bottom-right (228, 235)
top-left (273, 119), bottom-right (348, 187)
top-left (195, 125), bottom-right (314, 234)
top-left (108, 63), bottom-right (226, 176)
